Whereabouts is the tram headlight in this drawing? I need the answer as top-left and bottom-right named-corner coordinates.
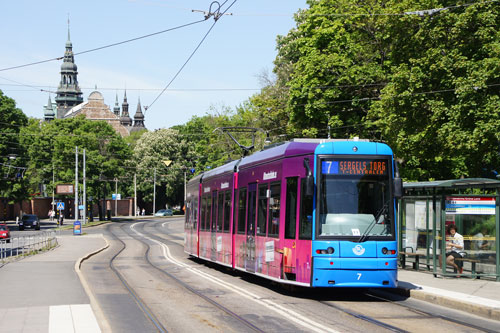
top-left (316, 247), bottom-right (335, 254)
top-left (382, 247), bottom-right (388, 254)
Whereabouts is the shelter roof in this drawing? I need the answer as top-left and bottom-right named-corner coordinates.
top-left (404, 178), bottom-right (500, 191)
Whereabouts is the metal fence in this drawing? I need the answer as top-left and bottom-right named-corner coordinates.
top-left (0, 231), bottom-right (58, 263)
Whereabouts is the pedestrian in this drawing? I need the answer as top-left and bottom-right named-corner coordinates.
top-left (141, 208), bottom-right (145, 216)
top-left (58, 214), bottom-right (64, 226)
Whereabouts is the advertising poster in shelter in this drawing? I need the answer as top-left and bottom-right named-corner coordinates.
top-left (404, 202), bottom-right (417, 251)
top-left (415, 201), bottom-right (427, 230)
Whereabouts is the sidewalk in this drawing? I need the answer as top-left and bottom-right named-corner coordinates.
top-left (395, 269), bottom-right (500, 320)
top-left (0, 233), bottom-right (106, 333)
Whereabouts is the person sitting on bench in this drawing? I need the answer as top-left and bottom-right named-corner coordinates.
top-left (445, 224), bottom-right (464, 275)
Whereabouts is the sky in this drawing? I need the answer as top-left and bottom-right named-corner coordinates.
top-left (0, 0), bottom-right (307, 130)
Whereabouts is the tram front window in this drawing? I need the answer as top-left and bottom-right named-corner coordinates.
top-left (318, 158), bottom-right (393, 239)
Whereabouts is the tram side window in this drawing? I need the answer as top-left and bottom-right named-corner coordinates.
top-left (257, 183), bottom-right (268, 236)
top-left (223, 191), bottom-right (231, 232)
top-left (200, 196), bottom-right (206, 231)
top-left (299, 177), bottom-right (313, 240)
top-left (247, 186), bottom-right (257, 235)
top-left (218, 191), bottom-right (224, 231)
top-left (237, 188), bottom-right (247, 234)
top-left (185, 200), bottom-right (190, 229)
top-left (268, 182), bottom-right (281, 237)
top-left (285, 177), bottom-right (298, 239)
top-left (211, 191), bottom-right (217, 231)
top-left (193, 198), bottom-right (198, 230)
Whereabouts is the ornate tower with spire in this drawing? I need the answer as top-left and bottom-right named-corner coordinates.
top-left (55, 21), bottom-right (83, 118)
top-left (131, 97), bottom-right (146, 132)
top-left (120, 90), bottom-right (132, 126)
top-left (113, 93), bottom-right (121, 116)
top-left (43, 95), bottom-right (56, 121)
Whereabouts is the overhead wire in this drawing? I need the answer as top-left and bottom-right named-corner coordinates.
top-left (146, 0), bottom-right (239, 112)
top-left (0, 18), bottom-right (208, 73)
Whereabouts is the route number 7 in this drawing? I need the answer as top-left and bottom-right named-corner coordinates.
top-left (357, 273), bottom-right (362, 280)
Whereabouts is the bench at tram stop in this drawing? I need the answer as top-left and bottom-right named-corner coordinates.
top-left (455, 255), bottom-right (481, 279)
top-left (399, 247), bottom-right (431, 271)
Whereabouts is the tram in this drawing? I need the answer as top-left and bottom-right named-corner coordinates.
top-left (184, 138), bottom-right (402, 288)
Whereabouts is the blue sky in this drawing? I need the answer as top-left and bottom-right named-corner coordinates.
top-left (0, 0), bottom-right (307, 130)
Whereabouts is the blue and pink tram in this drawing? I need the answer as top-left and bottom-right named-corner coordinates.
top-left (184, 139), bottom-right (402, 287)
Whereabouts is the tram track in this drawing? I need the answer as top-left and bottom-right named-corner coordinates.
top-left (125, 221), bottom-right (266, 333)
top-left (105, 221), bottom-right (268, 332)
top-left (106, 223), bottom-right (169, 333)
top-left (364, 290), bottom-right (499, 333)
top-left (132, 220), bottom-right (341, 333)
top-left (318, 300), bottom-right (408, 333)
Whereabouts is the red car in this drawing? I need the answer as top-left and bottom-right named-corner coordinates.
top-left (0, 224), bottom-right (11, 243)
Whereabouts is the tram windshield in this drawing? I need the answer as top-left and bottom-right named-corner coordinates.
top-left (318, 157), bottom-right (394, 239)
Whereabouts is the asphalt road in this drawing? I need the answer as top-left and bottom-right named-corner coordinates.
top-left (77, 217), bottom-right (500, 333)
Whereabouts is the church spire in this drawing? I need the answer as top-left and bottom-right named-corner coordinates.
top-left (120, 90), bottom-right (132, 126)
top-left (113, 93), bottom-right (120, 116)
top-left (133, 97), bottom-right (145, 128)
top-left (55, 19), bottom-right (83, 118)
top-left (43, 95), bottom-right (55, 121)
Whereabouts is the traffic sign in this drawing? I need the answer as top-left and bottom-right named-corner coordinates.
top-left (57, 202), bottom-right (65, 210)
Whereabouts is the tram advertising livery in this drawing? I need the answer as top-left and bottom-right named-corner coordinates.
top-left (184, 138), bottom-right (403, 288)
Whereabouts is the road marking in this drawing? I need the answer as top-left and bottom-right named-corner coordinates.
top-left (131, 222), bottom-right (339, 333)
top-left (49, 304), bottom-right (101, 333)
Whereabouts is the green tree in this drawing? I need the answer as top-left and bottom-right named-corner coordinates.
top-left (0, 90), bottom-right (29, 206)
top-left (273, 0), bottom-right (390, 139)
top-left (132, 128), bottom-right (192, 210)
top-left (20, 116), bottom-right (131, 218)
top-left (370, 1), bottom-right (500, 180)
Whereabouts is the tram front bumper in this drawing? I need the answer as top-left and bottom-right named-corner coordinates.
top-left (312, 257), bottom-right (398, 288)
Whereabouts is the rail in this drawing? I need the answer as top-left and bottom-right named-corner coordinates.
top-left (0, 231), bottom-right (58, 264)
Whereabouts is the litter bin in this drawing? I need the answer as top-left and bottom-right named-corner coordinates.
top-left (73, 221), bottom-right (82, 235)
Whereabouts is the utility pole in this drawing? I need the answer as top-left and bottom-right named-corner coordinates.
top-left (153, 168), bottom-right (156, 216)
top-left (83, 149), bottom-right (86, 224)
top-left (75, 146), bottom-right (79, 221)
top-left (52, 163), bottom-right (55, 215)
top-left (134, 173), bottom-right (137, 217)
top-left (115, 178), bottom-right (118, 217)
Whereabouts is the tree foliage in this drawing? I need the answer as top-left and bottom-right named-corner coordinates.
top-left (249, 0), bottom-right (500, 180)
top-left (20, 116), bottom-right (131, 204)
top-left (132, 128), bottom-right (191, 208)
top-left (0, 90), bottom-right (29, 203)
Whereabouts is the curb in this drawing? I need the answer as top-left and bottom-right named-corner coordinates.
top-left (394, 285), bottom-right (500, 321)
top-left (74, 234), bottom-right (112, 333)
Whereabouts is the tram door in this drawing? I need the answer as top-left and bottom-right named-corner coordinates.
top-left (245, 183), bottom-right (257, 272)
top-left (210, 190), bottom-right (217, 261)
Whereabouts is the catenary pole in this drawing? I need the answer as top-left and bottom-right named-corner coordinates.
top-left (75, 146), bottom-right (79, 221)
top-left (134, 173), bottom-right (137, 217)
top-left (83, 149), bottom-right (86, 224)
top-left (153, 168), bottom-right (156, 216)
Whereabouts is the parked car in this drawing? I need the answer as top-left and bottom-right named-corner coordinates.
top-left (0, 224), bottom-right (10, 243)
top-left (154, 209), bottom-right (173, 217)
top-left (19, 214), bottom-right (40, 230)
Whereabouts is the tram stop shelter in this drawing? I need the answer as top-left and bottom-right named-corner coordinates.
top-left (399, 178), bottom-right (500, 281)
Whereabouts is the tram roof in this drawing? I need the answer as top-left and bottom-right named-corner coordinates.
top-left (238, 140), bottom-right (318, 169)
top-left (404, 178), bottom-right (500, 191)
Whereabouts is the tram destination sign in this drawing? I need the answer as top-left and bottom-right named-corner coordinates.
top-left (322, 159), bottom-right (388, 176)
